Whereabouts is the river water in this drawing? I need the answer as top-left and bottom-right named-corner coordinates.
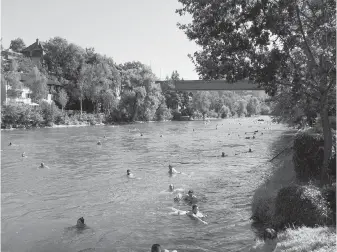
top-left (1, 116), bottom-right (289, 252)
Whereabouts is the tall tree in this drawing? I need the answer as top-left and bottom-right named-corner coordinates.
top-left (58, 89), bottom-right (69, 112)
top-left (27, 67), bottom-right (48, 102)
top-left (9, 38), bottom-right (26, 52)
top-left (177, 0), bottom-right (336, 185)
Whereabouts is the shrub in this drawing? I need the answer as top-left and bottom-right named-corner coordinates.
top-left (293, 132), bottom-right (325, 182)
top-left (172, 109), bottom-right (181, 120)
top-left (207, 110), bottom-right (218, 118)
top-left (219, 105), bottom-right (231, 118)
top-left (260, 104), bottom-right (271, 115)
top-left (273, 185), bottom-right (330, 231)
top-left (155, 104), bottom-right (172, 121)
top-left (39, 101), bottom-right (62, 125)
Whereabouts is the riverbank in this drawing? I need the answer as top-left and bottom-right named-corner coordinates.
top-left (250, 128), bottom-right (336, 251)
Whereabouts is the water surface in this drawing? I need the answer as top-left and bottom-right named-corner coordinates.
top-left (1, 116), bottom-right (289, 252)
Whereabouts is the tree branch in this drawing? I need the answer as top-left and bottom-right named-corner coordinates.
top-left (296, 4), bottom-right (318, 67)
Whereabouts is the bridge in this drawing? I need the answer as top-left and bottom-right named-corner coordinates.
top-left (155, 79), bottom-right (264, 91)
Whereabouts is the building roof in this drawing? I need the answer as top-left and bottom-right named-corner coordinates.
top-left (21, 39), bottom-right (44, 53)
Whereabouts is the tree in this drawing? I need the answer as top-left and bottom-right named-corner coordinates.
top-left (27, 67), bottom-right (48, 102)
top-left (192, 91), bottom-right (211, 119)
top-left (247, 97), bottom-right (261, 116)
top-left (177, 0), bottom-right (336, 185)
top-left (58, 89), bottom-right (69, 112)
top-left (9, 38), bottom-right (26, 52)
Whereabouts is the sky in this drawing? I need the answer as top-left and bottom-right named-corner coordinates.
top-left (1, 0), bottom-right (200, 80)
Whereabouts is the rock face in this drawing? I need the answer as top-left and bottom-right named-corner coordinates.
top-left (273, 185), bottom-right (330, 230)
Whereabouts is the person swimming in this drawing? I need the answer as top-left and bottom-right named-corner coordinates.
top-left (169, 184), bottom-right (174, 192)
top-left (8, 142), bottom-right (12, 146)
top-left (22, 152), bottom-right (26, 157)
top-left (97, 141), bottom-right (102, 145)
top-left (151, 244), bottom-right (177, 252)
top-left (221, 152), bottom-right (226, 157)
top-left (39, 163), bottom-right (45, 168)
top-left (168, 165), bottom-right (181, 174)
top-left (169, 204), bottom-right (207, 224)
top-left (127, 169), bottom-right (135, 178)
top-left (76, 217), bottom-right (86, 229)
top-left (184, 190), bottom-right (198, 203)
top-left (249, 148), bottom-right (252, 153)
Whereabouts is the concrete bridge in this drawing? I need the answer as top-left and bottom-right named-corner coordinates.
top-left (155, 79), bottom-right (264, 91)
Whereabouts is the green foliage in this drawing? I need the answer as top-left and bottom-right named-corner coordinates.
top-left (247, 97), bottom-right (261, 116)
top-left (293, 132), bottom-right (325, 181)
top-left (219, 105), bottom-right (231, 118)
top-left (9, 38), bottom-right (26, 52)
top-left (260, 104), bottom-right (271, 115)
top-left (274, 185), bottom-right (330, 230)
top-left (26, 67), bottom-right (48, 102)
top-left (58, 89), bottom-right (69, 110)
top-left (39, 101), bottom-right (62, 126)
top-left (1, 102), bottom-right (43, 128)
top-left (236, 99), bottom-right (248, 117)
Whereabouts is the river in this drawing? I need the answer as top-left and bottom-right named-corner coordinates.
top-left (1, 116), bottom-right (289, 252)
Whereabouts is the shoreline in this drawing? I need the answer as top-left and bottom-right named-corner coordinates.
top-left (1, 115), bottom-right (272, 131)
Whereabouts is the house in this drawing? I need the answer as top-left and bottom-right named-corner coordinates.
top-left (21, 39), bottom-right (44, 67)
top-left (1, 39), bottom-right (59, 105)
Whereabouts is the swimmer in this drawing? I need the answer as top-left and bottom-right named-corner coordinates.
top-left (249, 148), bottom-right (252, 153)
top-left (253, 136), bottom-right (255, 139)
top-left (104, 135), bottom-right (106, 138)
top-left (22, 152), bottom-right (26, 157)
top-left (76, 217), bottom-right (86, 229)
top-left (97, 141), bottom-right (102, 145)
top-left (127, 169), bottom-right (135, 178)
top-left (168, 165), bottom-right (181, 174)
top-left (184, 190), bottom-right (198, 203)
top-left (140, 133), bottom-right (143, 136)
top-left (245, 137), bottom-right (250, 139)
top-left (8, 142), bottom-right (12, 146)
top-left (160, 134), bottom-right (163, 137)
top-left (169, 184), bottom-right (174, 192)
top-left (39, 162), bottom-right (49, 169)
top-left (169, 204), bottom-right (207, 224)
top-left (221, 152), bottom-right (226, 157)
top-left (151, 244), bottom-right (177, 252)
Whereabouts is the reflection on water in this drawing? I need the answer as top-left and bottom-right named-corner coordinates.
top-left (1, 116), bottom-right (289, 252)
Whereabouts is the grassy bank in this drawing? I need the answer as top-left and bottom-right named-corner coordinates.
top-left (250, 128), bottom-right (336, 251)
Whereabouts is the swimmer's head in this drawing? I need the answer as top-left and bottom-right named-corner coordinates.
top-left (222, 152), bottom-right (225, 157)
top-left (76, 217), bottom-right (85, 228)
top-left (40, 163), bottom-right (44, 167)
top-left (188, 190), bottom-right (194, 196)
top-left (151, 244), bottom-right (162, 252)
top-left (169, 184), bottom-right (174, 191)
top-left (192, 204), bottom-right (199, 214)
top-left (249, 148), bottom-right (252, 152)
top-left (127, 169), bottom-right (131, 175)
top-left (168, 165), bottom-right (173, 171)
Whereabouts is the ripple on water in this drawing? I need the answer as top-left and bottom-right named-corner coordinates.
top-left (1, 117), bottom-right (289, 252)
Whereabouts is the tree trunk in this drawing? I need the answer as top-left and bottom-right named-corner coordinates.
top-left (80, 99), bottom-right (83, 116)
top-left (320, 93), bottom-right (332, 186)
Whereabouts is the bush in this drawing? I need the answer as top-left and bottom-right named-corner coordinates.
top-left (1, 102), bottom-right (44, 128)
top-left (39, 101), bottom-right (62, 125)
top-left (219, 105), bottom-right (231, 118)
top-left (155, 104), bottom-right (172, 121)
top-left (293, 132), bottom-right (325, 182)
top-left (172, 109), bottom-right (181, 120)
top-left (273, 185), bottom-right (330, 231)
top-left (260, 105), bottom-right (271, 115)
top-left (207, 110), bottom-right (218, 118)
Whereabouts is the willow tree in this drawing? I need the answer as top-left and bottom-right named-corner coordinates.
top-left (177, 0), bottom-right (336, 185)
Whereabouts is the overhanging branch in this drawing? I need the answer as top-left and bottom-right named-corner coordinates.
top-left (296, 4), bottom-right (319, 68)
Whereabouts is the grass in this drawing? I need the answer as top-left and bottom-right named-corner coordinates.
top-left (250, 227), bottom-right (336, 252)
